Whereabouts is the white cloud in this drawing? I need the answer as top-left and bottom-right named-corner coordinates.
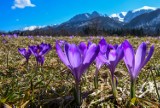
top-left (11, 0), bottom-right (35, 9)
top-left (23, 25), bottom-right (46, 31)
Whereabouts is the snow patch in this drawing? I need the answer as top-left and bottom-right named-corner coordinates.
top-left (85, 14), bottom-right (90, 18)
top-left (121, 12), bottom-right (127, 16)
top-left (132, 6), bottom-right (157, 13)
top-left (110, 13), bottom-right (119, 18)
top-left (110, 12), bottom-right (127, 22)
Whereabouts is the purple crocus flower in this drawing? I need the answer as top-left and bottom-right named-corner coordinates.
top-left (107, 44), bottom-right (124, 98)
top-left (94, 38), bottom-right (108, 89)
top-left (28, 35), bottom-right (34, 39)
top-left (107, 44), bottom-right (124, 76)
top-left (96, 38), bottom-right (117, 67)
top-left (96, 38), bottom-right (124, 73)
top-left (95, 38), bottom-right (114, 77)
top-left (70, 35), bottom-right (74, 39)
top-left (13, 34), bottom-right (18, 38)
top-left (29, 43), bottom-right (52, 65)
top-left (122, 40), bottom-right (154, 98)
top-left (1, 34), bottom-right (5, 37)
top-left (96, 38), bottom-right (124, 97)
top-left (56, 40), bottom-right (99, 106)
top-left (18, 48), bottom-right (32, 63)
top-left (122, 40), bottom-right (154, 80)
top-left (56, 40), bottom-right (100, 83)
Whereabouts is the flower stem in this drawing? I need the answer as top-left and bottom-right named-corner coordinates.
top-left (151, 69), bottom-right (160, 103)
top-left (131, 79), bottom-right (136, 99)
top-left (111, 74), bottom-right (118, 98)
top-left (36, 61), bottom-right (39, 72)
top-left (6, 51), bottom-right (9, 68)
top-left (26, 60), bottom-right (29, 72)
top-left (94, 68), bottom-right (99, 89)
top-left (74, 81), bottom-right (81, 107)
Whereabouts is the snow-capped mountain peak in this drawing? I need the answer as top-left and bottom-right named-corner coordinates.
top-left (132, 6), bottom-right (157, 13)
top-left (110, 12), bottom-right (127, 22)
top-left (110, 13), bottom-right (118, 17)
top-left (124, 6), bottom-right (157, 22)
top-left (121, 12), bottom-right (127, 16)
top-left (110, 6), bottom-right (158, 22)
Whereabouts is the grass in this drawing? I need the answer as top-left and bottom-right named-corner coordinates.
top-left (0, 36), bottom-right (160, 107)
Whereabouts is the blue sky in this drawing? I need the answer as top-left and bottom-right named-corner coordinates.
top-left (1, 0), bottom-right (160, 31)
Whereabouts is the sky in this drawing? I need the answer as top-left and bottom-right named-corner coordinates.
top-left (1, 0), bottom-right (160, 31)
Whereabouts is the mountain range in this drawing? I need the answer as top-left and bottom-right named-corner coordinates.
top-left (110, 6), bottom-right (157, 22)
top-left (19, 6), bottom-right (160, 35)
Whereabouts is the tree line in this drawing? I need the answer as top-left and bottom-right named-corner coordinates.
top-left (1, 27), bottom-right (160, 36)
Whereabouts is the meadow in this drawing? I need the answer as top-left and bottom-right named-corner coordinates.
top-left (0, 35), bottom-right (160, 108)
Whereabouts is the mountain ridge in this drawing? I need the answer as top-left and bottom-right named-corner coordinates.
top-left (110, 6), bottom-right (157, 22)
top-left (9, 6), bottom-right (160, 36)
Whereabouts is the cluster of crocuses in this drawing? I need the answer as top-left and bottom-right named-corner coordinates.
top-left (18, 42), bottom-right (52, 67)
top-left (55, 38), bottom-right (154, 106)
top-left (18, 39), bottom-right (154, 106)
top-left (1, 34), bottom-right (18, 38)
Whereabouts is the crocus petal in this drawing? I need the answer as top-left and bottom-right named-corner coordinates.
top-left (105, 44), bottom-right (114, 59)
top-left (97, 52), bottom-right (110, 63)
top-left (65, 43), bottom-right (82, 68)
top-left (36, 56), bottom-right (45, 65)
top-left (123, 40), bottom-right (135, 78)
top-left (39, 43), bottom-right (52, 55)
top-left (95, 56), bottom-right (104, 70)
top-left (87, 41), bottom-right (92, 48)
top-left (78, 42), bottom-right (87, 60)
top-left (55, 41), bottom-right (71, 69)
top-left (134, 42), bottom-right (146, 78)
top-left (79, 44), bottom-right (99, 81)
top-left (107, 44), bottom-right (124, 75)
top-left (99, 38), bottom-right (107, 53)
top-left (83, 43), bottom-right (99, 65)
top-left (114, 44), bottom-right (124, 67)
top-left (107, 60), bottom-right (116, 74)
top-left (26, 49), bottom-right (32, 60)
top-left (18, 48), bottom-right (31, 60)
top-left (29, 45), bottom-right (38, 57)
top-left (59, 40), bottom-right (66, 46)
top-left (142, 45), bottom-right (154, 68)
top-left (108, 49), bottom-right (116, 61)
top-left (64, 43), bottom-right (83, 83)
top-left (113, 44), bottom-right (118, 49)
top-left (38, 44), bottom-right (44, 53)
top-left (18, 48), bottom-right (26, 57)
top-left (72, 65), bottom-right (82, 83)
